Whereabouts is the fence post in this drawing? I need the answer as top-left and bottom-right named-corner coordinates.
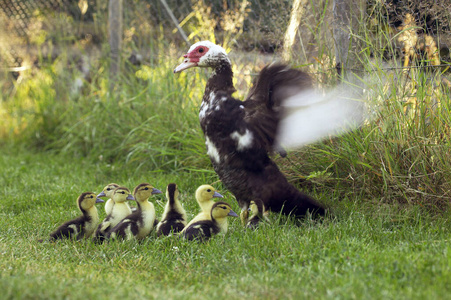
top-left (108, 0), bottom-right (122, 92)
top-left (283, 0), bottom-right (309, 61)
top-left (333, 0), bottom-right (366, 79)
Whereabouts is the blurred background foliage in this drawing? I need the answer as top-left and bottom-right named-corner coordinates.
top-left (0, 0), bottom-right (451, 208)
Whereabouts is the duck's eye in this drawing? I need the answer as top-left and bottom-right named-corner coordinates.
top-left (207, 189), bottom-right (211, 192)
top-left (90, 195), bottom-right (94, 198)
top-left (121, 191), bottom-right (125, 194)
top-left (199, 48), bottom-right (204, 53)
top-left (144, 187), bottom-right (149, 190)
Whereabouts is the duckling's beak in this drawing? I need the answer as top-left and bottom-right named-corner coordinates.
top-left (97, 191), bottom-right (106, 198)
top-left (127, 194), bottom-right (135, 201)
top-left (96, 198), bottom-right (104, 203)
top-left (228, 209), bottom-right (239, 217)
top-left (152, 188), bottom-right (163, 195)
top-left (213, 191), bottom-right (223, 198)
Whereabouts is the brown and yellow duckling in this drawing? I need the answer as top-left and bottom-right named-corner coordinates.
top-left (108, 183), bottom-right (162, 240)
top-left (156, 183), bottom-right (187, 236)
top-left (182, 185), bottom-right (223, 231)
top-left (246, 199), bottom-right (270, 229)
top-left (93, 186), bottom-right (134, 242)
top-left (182, 201), bottom-right (238, 241)
top-left (49, 192), bottom-right (104, 240)
top-left (97, 183), bottom-right (120, 215)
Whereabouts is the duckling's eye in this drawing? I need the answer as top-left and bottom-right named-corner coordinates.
top-left (121, 191), bottom-right (125, 194)
top-left (207, 189), bottom-right (211, 192)
top-left (107, 188), bottom-right (111, 191)
top-left (144, 187), bottom-right (149, 190)
top-left (222, 206), bottom-right (227, 210)
top-left (90, 195), bottom-right (94, 198)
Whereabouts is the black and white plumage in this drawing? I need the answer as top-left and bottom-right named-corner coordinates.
top-left (174, 41), bottom-right (364, 225)
top-left (93, 186), bottom-right (134, 242)
top-left (182, 201), bottom-right (238, 241)
top-left (156, 183), bottom-right (187, 236)
top-left (108, 183), bottom-right (162, 240)
top-left (49, 192), bottom-right (104, 240)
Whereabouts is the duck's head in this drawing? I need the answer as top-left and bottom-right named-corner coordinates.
top-left (112, 187), bottom-right (134, 203)
top-left (211, 202), bottom-right (239, 220)
top-left (133, 183), bottom-right (162, 202)
top-left (195, 185), bottom-right (223, 203)
top-left (77, 192), bottom-right (104, 211)
top-left (97, 183), bottom-right (119, 198)
top-left (174, 41), bottom-right (229, 73)
top-left (166, 183), bottom-right (179, 202)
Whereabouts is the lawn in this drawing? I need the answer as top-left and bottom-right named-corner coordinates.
top-left (1, 149), bottom-right (450, 299)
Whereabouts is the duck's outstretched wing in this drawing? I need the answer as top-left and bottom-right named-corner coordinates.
top-left (243, 64), bottom-right (313, 155)
top-left (276, 85), bottom-right (365, 149)
top-left (243, 63), bottom-right (365, 152)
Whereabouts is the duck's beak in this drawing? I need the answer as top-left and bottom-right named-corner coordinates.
top-left (152, 188), bottom-right (163, 195)
top-left (127, 194), bottom-right (135, 201)
top-left (213, 191), bottom-right (223, 198)
top-left (96, 198), bottom-right (105, 203)
top-left (228, 209), bottom-right (239, 217)
top-left (173, 57), bottom-right (197, 73)
top-left (97, 191), bottom-right (106, 198)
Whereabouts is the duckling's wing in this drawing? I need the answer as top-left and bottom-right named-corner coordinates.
top-left (183, 221), bottom-right (218, 241)
top-left (50, 217), bottom-right (84, 240)
top-left (156, 217), bottom-right (186, 236)
top-left (100, 221), bottom-right (111, 233)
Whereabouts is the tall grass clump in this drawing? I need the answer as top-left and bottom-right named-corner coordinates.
top-left (282, 48), bottom-right (451, 209)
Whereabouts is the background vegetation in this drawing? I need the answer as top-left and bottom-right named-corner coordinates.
top-left (1, 0), bottom-right (451, 299)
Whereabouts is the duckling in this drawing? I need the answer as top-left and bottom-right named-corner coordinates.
top-left (97, 183), bottom-right (123, 215)
top-left (182, 201), bottom-right (238, 241)
top-left (156, 183), bottom-right (187, 236)
top-left (49, 192), bottom-right (104, 240)
top-left (246, 199), bottom-right (269, 229)
top-left (108, 183), bottom-right (162, 240)
top-left (182, 185), bottom-right (223, 231)
top-left (93, 186), bottom-right (134, 242)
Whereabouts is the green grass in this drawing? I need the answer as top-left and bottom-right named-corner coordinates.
top-left (1, 149), bottom-right (451, 299)
top-left (1, 3), bottom-right (451, 298)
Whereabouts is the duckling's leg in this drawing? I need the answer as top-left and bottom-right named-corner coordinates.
top-left (240, 202), bottom-right (249, 225)
top-left (263, 209), bottom-right (271, 223)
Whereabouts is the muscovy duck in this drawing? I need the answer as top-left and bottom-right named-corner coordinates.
top-left (49, 192), bottom-right (104, 240)
top-left (107, 183), bottom-right (162, 240)
top-left (155, 183), bottom-right (187, 236)
top-left (182, 201), bottom-right (238, 241)
top-left (174, 41), bottom-right (363, 225)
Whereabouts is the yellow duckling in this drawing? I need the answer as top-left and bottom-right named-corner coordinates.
top-left (182, 185), bottom-right (223, 232)
top-left (49, 192), bottom-right (104, 240)
top-left (246, 199), bottom-right (269, 229)
top-left (156, 183), bottom-right (187, 236)
top-left (108, 183), bottom-right (162, 240)
top-left (93, 186), bottom-right (134, 242)
top-left (97, 183), bottom-right (122, 215)
top-left (182, 201), bottom-right (238, 241)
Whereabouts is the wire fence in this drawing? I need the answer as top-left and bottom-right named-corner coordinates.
top-left (0, 0), bottom-right (451, 79)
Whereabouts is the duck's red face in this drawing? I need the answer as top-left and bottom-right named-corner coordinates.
top-left (174, 45), bottom-right (210, 73)
top-left (174, 41), bottom-right (228, 73)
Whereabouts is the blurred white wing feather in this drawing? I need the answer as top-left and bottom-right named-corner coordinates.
top-left (276, 86), bottom-right (365, 149)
